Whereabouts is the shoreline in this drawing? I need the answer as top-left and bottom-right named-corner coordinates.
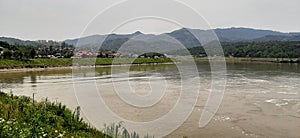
top-left (0, 62), bottom-right (175, 73)
top-left (0, 57), bottom-right (299, 73)
top-left (194, 57), bottom-right (300, 63)
top-left (229, 57), bottom-right (300, 63)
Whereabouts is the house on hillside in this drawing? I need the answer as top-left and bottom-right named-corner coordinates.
top-left (75, 51), bottom-right (97, 58)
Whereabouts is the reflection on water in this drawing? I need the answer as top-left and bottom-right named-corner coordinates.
top-left (0, 62), bottom-right (299, 137)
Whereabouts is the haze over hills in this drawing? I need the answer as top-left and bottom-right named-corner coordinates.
top-left (1, 27), bottom-right (300, 50)
top-left (64, 27), bottom-right (300, 49)
top-left (0, 37), bottom-right (40, 46)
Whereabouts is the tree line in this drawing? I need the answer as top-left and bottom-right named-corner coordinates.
top-left (1, 40), bottom-right (300, 60)
top-left (0, 41), bottom-right (74, 60)
top-left (188, 41), bottom-right (300, 58)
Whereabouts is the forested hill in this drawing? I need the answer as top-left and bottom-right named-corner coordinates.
top-left (1, 27), bottom-right (300, 50)
top-left (63, 27), bottom-right (300, 49)
top-left (1, 27), bottom-right (300, 59)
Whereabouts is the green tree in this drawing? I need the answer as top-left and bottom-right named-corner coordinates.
top-left (0, 41), bottom-right (10, 48)
top-left (2, 50), bottom-right (12, 59)
top-left (30, 49), bottom-right (36, 59)
top-left (13, 50), bottom-right (24, 60)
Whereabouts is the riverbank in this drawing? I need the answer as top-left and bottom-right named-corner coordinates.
top-left (0, 58), bottom-right (173, 68)
top-left (0, 57), bottom-right (299, 73)
top-left (194, 57), bottom-right (300, 63)
top-left (0, 91), bottom-right (106, 137)
top-left (0, 58), bottom-right (174, 73)
top-left (228, 57), bottom-right (300, 63)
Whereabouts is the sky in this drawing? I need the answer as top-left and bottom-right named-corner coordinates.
top-left (0, 0), bottom-right (299, 41)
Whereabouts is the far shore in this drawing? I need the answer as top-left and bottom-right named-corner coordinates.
top-left (0, 58), bottom-right (174, 73)
top-left (0, 57), bottom-right (299, 73)
top-left (0, 62), bottom-right (175, 73)
top-left (194, 57), bottom-right (300, 63)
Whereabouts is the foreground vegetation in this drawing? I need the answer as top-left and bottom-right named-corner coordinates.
top-left (0, 92), bottom-right (155, 138)
top-left (0, 92), bottom-right (154, 138)
top-left (0, 92), bottom-right (106, 137)
top-left (0, 58), bottom-right (173, 69)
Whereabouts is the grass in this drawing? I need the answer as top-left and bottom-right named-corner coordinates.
top-left (103, 122), bottom-right (154, 138)
top-left (0, 58), bottom-right (174, 69)
top-left (0, 91), bottom-right (106, 138)
top-left (0, 91), bottom-right (156, 138)
top-left (0, 57), bottom-right (297, 70)
top-left (0, 59), bottom-right (73, 69)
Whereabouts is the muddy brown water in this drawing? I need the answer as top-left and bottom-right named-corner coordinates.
top-left (0, 62), bottom-right (299, 138)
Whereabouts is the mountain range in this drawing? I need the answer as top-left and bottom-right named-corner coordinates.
top-left (1, 27), bottom-right (300, 51)
top-left (64, 27), bottom-right (300, 50)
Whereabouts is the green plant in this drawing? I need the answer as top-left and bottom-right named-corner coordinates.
top-left (103, 122), bottom-right (154, 138)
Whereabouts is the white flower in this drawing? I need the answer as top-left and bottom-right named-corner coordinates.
top-left (58, 133), bottom-right (64, 137)
top-left (0, 118), bottom-right (4, 123)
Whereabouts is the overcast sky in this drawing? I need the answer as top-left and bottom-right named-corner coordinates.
top-left (0, 0), bottom-right (299, 41)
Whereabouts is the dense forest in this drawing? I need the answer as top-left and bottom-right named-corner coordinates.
top-left (189, 41), bottom-right (300, 58)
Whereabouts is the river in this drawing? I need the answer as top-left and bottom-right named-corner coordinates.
top-left (0, 62), bottom-right (299, 137)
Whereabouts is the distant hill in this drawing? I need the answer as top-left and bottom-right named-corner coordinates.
top-left (214, 27), bottom-right (285, 42)
top-left (252, 34), bottom-right (300, 42)
top-left (0, 37), bottom-right (39, 46)
top-left (0, 37), bottom-right (61, 47)
top-left (1, 27), bottom-right (300, 50)
top-left (64, 27), bottom-right (300, 49)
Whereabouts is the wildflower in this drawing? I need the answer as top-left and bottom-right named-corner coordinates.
top-left (58, 133), bottom-right (64, 137)
top-left (0, 118), bottom-right (4, 123)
